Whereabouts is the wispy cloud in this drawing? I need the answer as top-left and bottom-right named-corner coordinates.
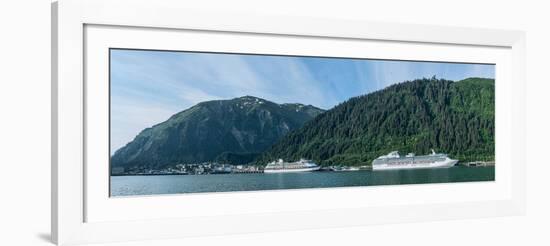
top-left (110, 97), bottom-right (181, 153)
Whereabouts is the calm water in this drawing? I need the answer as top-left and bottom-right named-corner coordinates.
top-left (110, 166), bottom-right (494, 196)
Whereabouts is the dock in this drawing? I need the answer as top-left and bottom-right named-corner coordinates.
top-left (461, 161), bottom-right (495, 167)
top-left (231, 170), bottom-right (264, 174)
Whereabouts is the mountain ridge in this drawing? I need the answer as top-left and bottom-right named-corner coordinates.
top-left (112, 77), bottom-right (495, 172)
top-left (110, 95), bottom-right (324, 170)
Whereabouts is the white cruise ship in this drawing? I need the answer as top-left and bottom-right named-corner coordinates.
top-left (264, 159), bottom-right (320, 173)
top-left (372, 149), bottom-right (458, 171)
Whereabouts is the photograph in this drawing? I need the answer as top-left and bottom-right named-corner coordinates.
top-left (109, 48), bottom-right (495, 196)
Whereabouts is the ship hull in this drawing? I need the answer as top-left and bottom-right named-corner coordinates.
top-left (372, 159), bottom-right (458, 171)
top-left (264, 166), bottom-right (321, 173)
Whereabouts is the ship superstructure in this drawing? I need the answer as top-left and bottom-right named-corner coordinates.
top-left (264, 159), bottom-right (320, 173)
top-left (372, 149), bottom-right (458, 170)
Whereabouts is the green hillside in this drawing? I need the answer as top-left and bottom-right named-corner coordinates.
top-left (256, 77), bottom-right (495, 166)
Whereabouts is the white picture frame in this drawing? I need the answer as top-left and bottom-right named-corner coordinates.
top-left (52, 0), bottom-right (526, 245)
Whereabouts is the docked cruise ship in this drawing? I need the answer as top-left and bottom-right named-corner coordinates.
top-left (372, 149), bottom-right (458, 170)
top-left (264, 159), bottom-right (321, 173)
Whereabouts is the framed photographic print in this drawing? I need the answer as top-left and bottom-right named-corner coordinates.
top-left (52, 0), bottom-right (526, 245)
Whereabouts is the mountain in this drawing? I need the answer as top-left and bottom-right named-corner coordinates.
top-left (111, 96), bottom-right (324, 170)
top-left (256, 77), bottom-right (495, 166)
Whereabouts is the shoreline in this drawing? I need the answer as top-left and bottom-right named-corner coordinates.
top-left (111, 165), bottom-right (494, 177)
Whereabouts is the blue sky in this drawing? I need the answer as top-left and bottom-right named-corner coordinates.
top-left (110, 49), bottom-right (494, 153)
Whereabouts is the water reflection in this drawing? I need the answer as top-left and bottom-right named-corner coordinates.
top-left (111, 166), bottom-right (494, 196)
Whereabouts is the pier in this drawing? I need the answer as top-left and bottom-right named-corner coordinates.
top-left (461, 161), bottom-right (495, 167)
top-left (231, 170), bottom-right (264, 174)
